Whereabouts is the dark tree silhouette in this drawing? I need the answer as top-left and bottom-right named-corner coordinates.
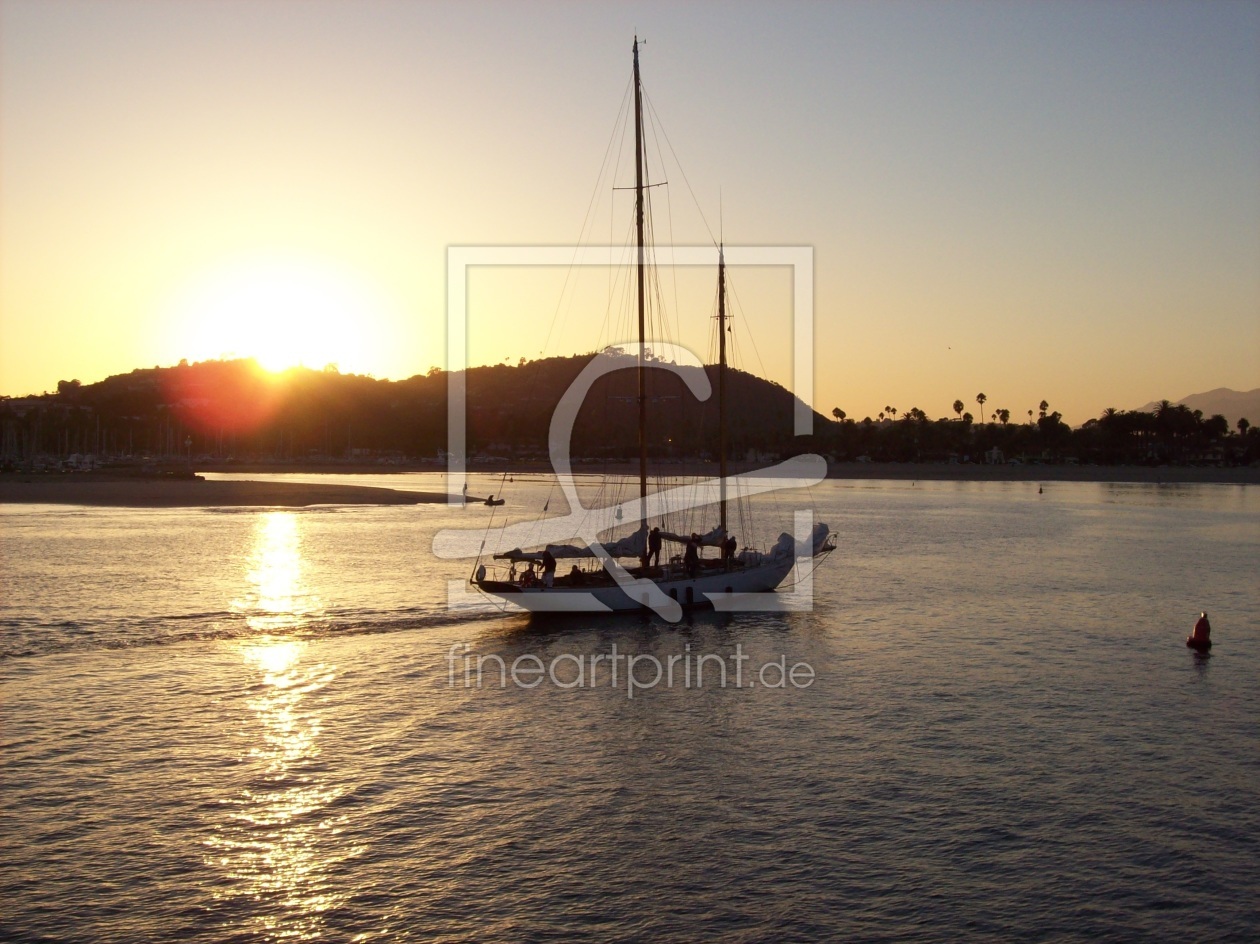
top-left (5, 360), bottom-right (1255, 470)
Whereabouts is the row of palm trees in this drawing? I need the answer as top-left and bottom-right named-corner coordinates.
top-left (832, 395), bottom-right (1059, 429)
top-left (824, 397), bottom-right (1255, 465)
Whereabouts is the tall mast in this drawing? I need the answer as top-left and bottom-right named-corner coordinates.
top-left (718, 244), bottom-right (727, 536)
top-left (633, 37), bottom-right (648, 533)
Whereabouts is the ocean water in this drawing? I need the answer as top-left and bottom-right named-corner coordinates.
top-left (2, 475), bottom-right (1258, 942)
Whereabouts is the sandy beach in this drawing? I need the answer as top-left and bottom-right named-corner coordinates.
top-left (0, 474), bottom-right (455, 508)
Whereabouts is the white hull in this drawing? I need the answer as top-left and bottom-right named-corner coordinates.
top-left (473, 554), bottom-right (801, 614)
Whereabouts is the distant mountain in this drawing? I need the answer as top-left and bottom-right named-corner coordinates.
top-left (1138, 388), bottom-right (1260, 428)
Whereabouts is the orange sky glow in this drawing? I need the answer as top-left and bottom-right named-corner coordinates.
top-left (2, 1), bottom-right (1257, 426)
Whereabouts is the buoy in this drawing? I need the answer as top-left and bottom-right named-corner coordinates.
top-left (1186, 611), bottom-right (1212, 651)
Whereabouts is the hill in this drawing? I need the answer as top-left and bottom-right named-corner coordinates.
top-left (1138, 388), bottom-right (1260, 428)
top-left (6, 358), bottom-right (1256, 469)
top-left (0, 354), bottom-right (830, 463)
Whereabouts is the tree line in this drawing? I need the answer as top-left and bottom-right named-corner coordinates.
top-left (826, 396), bottom-right (1255, 465)
top-left (1, 360), bottom-right (1253, 468)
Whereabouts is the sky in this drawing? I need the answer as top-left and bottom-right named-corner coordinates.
top-left (2, 0), bottom-right (1257, 426)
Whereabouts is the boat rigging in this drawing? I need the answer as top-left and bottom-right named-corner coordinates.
top-left (466, 37), bottom-right (835, 617)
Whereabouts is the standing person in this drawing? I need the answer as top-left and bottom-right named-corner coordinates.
top-left (722, 534), bottom-right (736, 565)
top-left (684, 533), bottom-right (700, 579)
top-left (541, 548), bottom-right (557, 589)
top-left (1187, 611), bottom-right (1212, 650)
top-left (648, 526), bottom-right (662, 569)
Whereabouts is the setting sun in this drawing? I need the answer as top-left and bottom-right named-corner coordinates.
top-left (164, 254), bottom-right (394, 374)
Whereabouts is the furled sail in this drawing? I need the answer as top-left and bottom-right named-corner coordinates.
top-left (767, 522), bottom-right (832, 559)
top-left (494, 527), bottom-right (648, 562)
top-left (656, 525), bottom-right (726, 548)
top-left (494, 522), bottom-right (740, 564)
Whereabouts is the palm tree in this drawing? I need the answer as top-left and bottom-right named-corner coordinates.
top-left (976, 393), bottom-right (987, 425)
top-left (1239, 418), bottom-right (1251, 437)
top-left (1039, 400), bottom-right (1049, 420)
top-left (832, 407), bottom-right (846, 423)
top-left (889, 407), bottom-right (898, 421)
top-left (953, 399), bottom-right (964, 420)
top-left (998, 409), bottom-right (1010, 425)
top-left (1027, 409), bottom-right (1034, 425)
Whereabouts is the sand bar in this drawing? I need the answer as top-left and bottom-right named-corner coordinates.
top-left (0, 475), bottom-right (455, 508)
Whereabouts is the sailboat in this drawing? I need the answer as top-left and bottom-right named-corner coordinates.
top-left (469, 38), bottom-right (835, 617)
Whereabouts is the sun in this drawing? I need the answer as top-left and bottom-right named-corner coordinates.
top-left (165, 254), bottom-right (391, 374)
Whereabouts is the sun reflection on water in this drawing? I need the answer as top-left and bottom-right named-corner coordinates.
top-left (206, 513), bottom-right (360, 940)
top-left (234, 511), bottom-right (324, 634)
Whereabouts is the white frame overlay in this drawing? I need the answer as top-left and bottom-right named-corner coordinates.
top-left (439, 245), bottom-right (821, 614)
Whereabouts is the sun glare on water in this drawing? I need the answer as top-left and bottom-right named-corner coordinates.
top-left (165, 255), bottom-right (394, 374)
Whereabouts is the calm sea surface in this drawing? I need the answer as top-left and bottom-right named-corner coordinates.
top-left (2, 475), bottom-right (1258, 942)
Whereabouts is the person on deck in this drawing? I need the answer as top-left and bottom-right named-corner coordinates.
top-left (648, 527), bottom-right (662, 569)
top-left (722, 534), bottom-right (737, 565)
top-left (1187, 611), bottom-right (1211, 648)
top-left (541, 548), bottom-right (557, 588)
top-left (684, 534), bottom-right (700, 579)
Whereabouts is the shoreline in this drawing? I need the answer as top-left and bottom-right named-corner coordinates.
top-left (0, 473), bottom-right (455, 508)
top-left (2, 461), bottom-right (1254, 508)
top-left (212, 460), bottom-right (1252, 484)
top-left (822, 462), bottom-right (1260, 484)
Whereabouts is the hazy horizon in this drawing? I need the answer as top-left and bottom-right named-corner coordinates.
top-left (3, 0), bottom-right (1258, 427)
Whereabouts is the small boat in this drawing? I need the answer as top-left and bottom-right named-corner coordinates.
top-left (484, 496), bottom-right (505, 507)
top-left (469, 38), bottom-right (835, 619)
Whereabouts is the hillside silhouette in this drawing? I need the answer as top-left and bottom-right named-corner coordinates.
top-left (2, 355), bottom-right (1255, 468)
top-left (0, 352), bottom-right (828, 464)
